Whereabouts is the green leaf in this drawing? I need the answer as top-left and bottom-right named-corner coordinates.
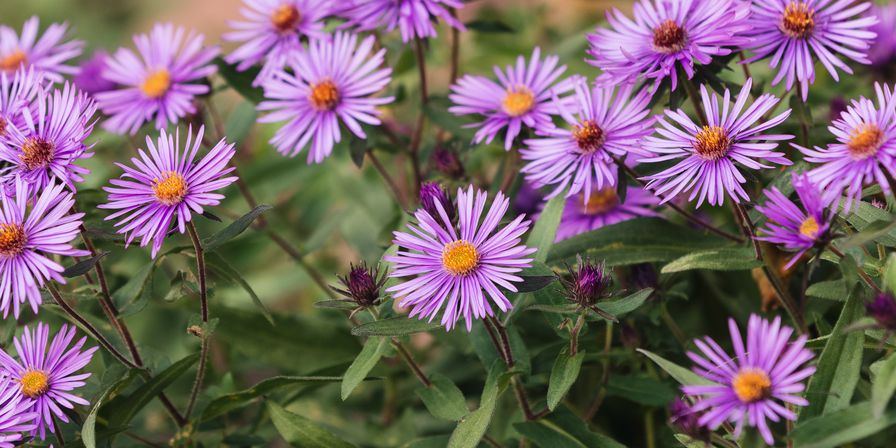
top-left (201, 376), bottom-right (352, 422)
top-left (203, 204), bottom-right (272, 252)
top-left (548, 218), bottom-right (729, 266)
top-left (464, 19), bottom-right (515, 33)
top-left (416, 373), bottom-right (469, 421)
top-left (313, 300), bottom-right (358, 310)
top-left (844, 201), bottom-right (896, 247)
top-left (546, 349), bottom-right (585, 410)
top-left (447, 362), bottom-right (508, 448)
top-left (800, 283), bottom-right (865, 421)
top-left (225, 100), bottom-right (258, 143)
top-left (595, 288), bottom-right (653, 319)
top-left (514, 406), bottom-right (625, 448)
top-left (790, 402), bottom-right (896, 448)
top-left (341, 336), bottom-right (389, 400)
top-left (215, 57), bottom-right (265, 103)
top-left (104, 353), bottom-right (200, 428)
top-left (527, 192), bottom-right (565, 263)
top-left (516, 274), bottom-right (556, 293)
top-left (872, 352), bottom-right (896, 417)
top-left (206, 252), bottom-right (274, 325)
top-left (605, 375), bottom-right (676, 407)
top-left (661, 247), bottom-right (762, 273)
top-left (638, 349), bottom-right (716, 387)
top-left (267, 401), bottom-right (355, 448)
top-left (840, 219), bottom-right (896, 250)
top-left (806, 280), bottom-right (847, 301)
top-left (351, 317), bottom-right (441, 337)
top-left (884, 254), bottom-right (896, 294)
top-left (349, 137), bottom-right (366, 169)
top-left (62, 252), bottom-right (108, 278)
top-left (111, 260), bottom-right (156, 316)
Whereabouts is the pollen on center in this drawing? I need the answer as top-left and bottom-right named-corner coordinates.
top-left (502, 86), bottom-right (535, 117)
top-left (271, 4), bottom-right (301, 33)
top-left (847, 123), bottom-right (884, 160)
top-left (652, 19), bottom-right (687, 54)
top-left (0, 50), bottom-right (26, 73)
top-left (731, 368), bottom-right (772, 403)
top-left (693, 125), bottom-right (731, 161)
top-left (20, 136), bottom-right (55, 170)
top-left (442, 240), bottom-right (480, 276)
top-left (781, 2), bottom-right (815, 39)
top-left (574, 120), bottom-right (605, 153)
top-left (579, 187), bottom-right (619, 215)
top-left (0, 223), bottom-right (26, 257)
top-left (141, 69), bottom-right (172, 99)
top-left (20, 369), bottom-right (49, 398)
top-left (799, 216), bottom-right (820, 239)
top-left (153, 171), bottom-right (188, 205)
top-left (309, 80), bottom-right (340, 111)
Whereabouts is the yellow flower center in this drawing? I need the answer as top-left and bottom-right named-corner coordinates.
top-left (731, 368), bottom-right (772, 403)
top-left (502, 86), bottom-right (535, 117)
top-left (152, 171), bottom-right (188, 206)
top-left (579, 187), bottom-right (619, 215)
top-left (0, 50), bottom-right (26, 73)
top-left (847, 123), bottom-right (883, 160)
top-left (141, 69), bottom-right (172, 99)
top-left (799, 216), bottom-right (820, 239)
top-left (781, 2), bottom-right (815, 39)
top-left (0, 223), bottom-right (26, 258)
top-left (693, 125), bottom-right (731, 161)
top-left (271, 4), bottom-right (301, 33)
top-left (20, 369), bottom-right (49, 398)
top-left (20, 137), bottom-right (55, 170)
top-left (652, 19), bottom-right (687, 54)
top-left (442, 240), bottom-right (479, 276)
top-left (573, 120), bottom-right (605, 153)
top-left (309, 80), bottom-right (340, 111)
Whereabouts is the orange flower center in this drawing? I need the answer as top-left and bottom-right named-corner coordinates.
top-left (579, 188), bottom-right (619, 215)
top-left (0, 50), bottom-right (26, 73)
top-left (20, 137), bottom-right (55, 170)
top-left (799, 216), bottom-right (820, 239)
top-left (271, 4), bottom-right (301, 33)
top-left (153, 171), bottom-right (188, 205)
top-left (652, 20), bottom-right (687, 54)
top-left (442, 240), bottom-right (479, 276)
top-left (141, 69), bottom-right (172, 99)
top-left (0, 223), bottom-right (26, 258)
top-left (502, 86), bottom-right (535, 117)
top-left (781, 2), bottom-right (815, 39)
top-left (20, 369), bottom-right (49, 398)
top-left (847, 123), bottom-right (884, 160)
top-left (573, 120), bottom-right (605, 153)
top-left (693, 125), bottom-right (731, 161)
top-left (731, 368), bottom-right (772, 403)
top-left (309, 80), bottom-right (340, 111)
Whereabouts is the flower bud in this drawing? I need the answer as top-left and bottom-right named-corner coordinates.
top-left (419, 182), bottom-right (455, 222)
top-left (335, 262), bottom-right (386, 308)
top-left (867, 292), bottom-right (896, 331)
top-left (561, 258), bottom-right (612, 308)
top-left (432, 146), bottom-right (464, 179)
top-left (669, 398), bottom-right (711, 444)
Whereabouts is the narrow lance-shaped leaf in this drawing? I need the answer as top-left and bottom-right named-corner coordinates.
top-left (62, 252), bottom-right (108, 278)
top-left (351, 316), bottom-right (441, 337)
top-left (527, 192), bottom-right (565, 263)
top-left (341, 336), bottom-right (389, 400)
top-left (203, 204), bottom-right (273, 252)
top-left (267, 401), bottom-right (355, 448)
top-left (417, 373), bottom-right (469, 421)
top-left (546, 348), bottom-right (585, 411)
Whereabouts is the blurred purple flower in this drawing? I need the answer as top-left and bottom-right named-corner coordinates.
top-left (742, 0), bottom-right (877, 100)
top-left (0, 17), bottom-right (83, 83)
top-left (669, 398), bottom-right (711, 444)
top-left (586, 0), bottom-right (750, 91)
top-left (96, 23), bottom-right (218, 135)
top-left (555, 185), bottom-right (659, 241)
top-left (682, 314), bottom-right (815, 445)
top-left (100, 126), bottom-right (237, 257)
top-left (868, 3), bottom-right (896, 67)
top-left (513, 181), bottom-right (544, 217)
top-left (257, 32), bottom-right (393, 163)
top-left (867, 292), bottom-right (896, 331)
top-left (339, 0), bottom-right (465, 42)
top-left (0, 376), bottom-right (36, 448)
top-left (449, 48), bottom-right (576, 150)
top-left (640, 78), bottom-right (793, 207)
top-left (431, 146), bottom-right (465, 179)
top-left (73, 51), bottom-right (116, 96)
top-left (385, 186), bottom-right (535, 331)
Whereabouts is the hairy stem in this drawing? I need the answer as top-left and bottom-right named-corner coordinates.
top-left (829, 246), bottom-right (883, 294)
top-left (484, 316), bottom-right (541, 421)
top-left (184, 221), bottom-right (210, 421)
top-left (569, 314), bottom-right (586, 356)
top-left (392, 340), bottom-right (432, 387)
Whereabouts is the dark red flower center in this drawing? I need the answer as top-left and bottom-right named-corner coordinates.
top-left (693, 125), bottom-right (731, 161)
top-left (20, 137), bottom-right (55, 170)
top-left (0, 223), bottom-right (26, 258)
top-left (573, 120), bottom-right (605, 153)
top-left (271, 4), bottom-right (301, 33)
top-left (652, 20), bottom-right (687, 54)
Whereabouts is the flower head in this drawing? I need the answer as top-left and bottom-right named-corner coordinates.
top-left (334, 262), bottom-right (387, 308)
top-left (520, 80), bottom-right (655, 200)
top-left (224, 0), bottom-right (331, 86)
top-left (96, 23), bottom-right (218, 135)
top-left (385, 186), bottom-right (535, 331)
top-left (0, 68), bottom-right (43, 141)
top-left (0, 82), bottom-right (96, 196)
top-left (0, 178), bottom-right (88, 317)
top-left (0, 17), bottom-right (83, 83)
top-left (742, 0), bottom-right (877, 100)
top-left (560, 258), bottom-right (612, 309)
top-left (257, 32), bottom-right (393, 163)
top-left (419, 182), bottom-right (455, 223)
top-left (73, 51), bottom-right (116, 96)
top-left (0, 376), bottom-right (36, 448)
top-left (99, 126), bottom-right (237, 257)
top-left (682, 314), bottom-right (815, 445)
top-left (755, 173), bottom-right (836, 268)
top-left (449, 48), bottom-right (576, 150)
top-left (867, 292), bottom-right (896, 332)
top-left (556, 185), bottom-right (659, 241)
top-left (640, 78), bottom-right (793, 207)
top-left (339, 0), bottom-right (465, 42)
top-left (0, 323), bottom-right (97, 441)
top-left (586, 0), bottom-right (750, 90)
top-left (797, 83), bottom-right (896, 209)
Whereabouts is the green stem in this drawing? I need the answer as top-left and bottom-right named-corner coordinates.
top-left (184, 222), bottom-right (210, 421)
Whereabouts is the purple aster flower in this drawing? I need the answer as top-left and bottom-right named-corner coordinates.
top-left (99, 126), bottom-right (237, 257)
top-left (586, 0), bottom-right (750, 91)
top-left (339, 0), bottom-right (465, 42)
top-left (520, 79), bottom-right (655, 201)
top-left (640, 78), bottom-right (793, 207)
top-left (95, 23), bottom-right (218, 135)
top-left (755, 173), bottom-right (836, 269)
top-left (0, 323), bottom-right (97, 441)
top-left (0, 68), bottom-right (43, 141)
top-left (419, 182), bottom-right (455, 223)
top-left (0, 17), bottom-right (83, 83)
top-left (556, 185), bottom-right (659, 242)
top-left (0, 82), bottom-right (96, 196)
top-left (73, 51), bottom-right (116, 96)
top-left (223, 0), bottom-right (331, 86)
top-left (742, 0), bottom-right (877, 100)
top-left (0, 376), bottom-right (36, 448)
top-left (682, 314), bottom-right (815, 445)
top-left (867, 292), bottom-right (896, 331)
top-left (0, 178), bottom-right (88, 317)
top-left (257, 32), bottom-right (393, 163)
top-left (512, 181), bottom-right (545, 217)
top-left (449, 48), bottom-right (576, 150)
top-left (385, 186), bottom-right (536, 331)
top-left (868, 3), bottom-right (896, 67)
top-left (796, 83), bottom-right (896, 209)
